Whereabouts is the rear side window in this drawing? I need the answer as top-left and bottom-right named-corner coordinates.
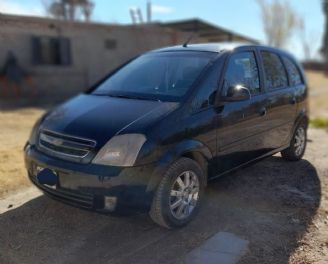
top-left (223, 51), bottom-right (260, 95)
top-left (261, 51), bottom-right (288, 89)
top-left (282, 56), bottom-right (303, 86)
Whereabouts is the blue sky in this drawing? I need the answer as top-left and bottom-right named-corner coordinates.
top-left (0, 0), bottom-right (325, 59)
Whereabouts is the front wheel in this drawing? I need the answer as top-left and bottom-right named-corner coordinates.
top-left (281, 122), bottom-right (307, 161)
top-left (149, 158), bottom-right (205, 229)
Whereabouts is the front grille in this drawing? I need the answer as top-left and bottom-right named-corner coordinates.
top-left (38, 130), bottom-right (97, 163)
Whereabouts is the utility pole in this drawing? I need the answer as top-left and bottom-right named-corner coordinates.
top-left (147, 1), bottom-right (152, 23)
top-left (130, 1), bottom-right (152, 24)
top-left (137, 8), bottom-right (144, 24)
top-left (130, 7), bottom-right (144, 24)
top-left (130, 8), bottom-right (137, 24)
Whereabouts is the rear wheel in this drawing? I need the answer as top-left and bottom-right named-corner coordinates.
top-left (281, 122), bottom-right (307, 161)
top-left (149, 158), bottom-right (205, 229)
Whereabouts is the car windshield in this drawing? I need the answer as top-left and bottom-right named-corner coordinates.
top-left (92, 51), bottom-right (216, 102)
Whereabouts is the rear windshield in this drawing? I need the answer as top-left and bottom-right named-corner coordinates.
top-left (92, 51), bottom-right (216, 102)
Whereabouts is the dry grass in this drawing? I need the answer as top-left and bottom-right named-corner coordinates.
top-left (306, 70), bottom-right (328, 118)
top-left (0, 108), bottom-right (44, 198)
top-left (310, 117), bottom-right (328, 129)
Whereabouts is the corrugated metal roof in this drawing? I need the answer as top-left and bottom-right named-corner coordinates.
top-left (161, 18), bottom-right (259, 44)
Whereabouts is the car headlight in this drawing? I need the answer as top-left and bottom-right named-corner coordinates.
top-left (92, 134), bottom-right (146, 167)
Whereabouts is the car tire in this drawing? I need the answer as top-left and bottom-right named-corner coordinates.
top-left (281, 121), bottom-right (307, 161)
top-left (149, 157), bottom-right (205, 229)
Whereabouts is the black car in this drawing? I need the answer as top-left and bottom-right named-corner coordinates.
top-left (25, 43), bottom-right (308, 228)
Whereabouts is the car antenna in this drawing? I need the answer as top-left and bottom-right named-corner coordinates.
top-left (183, 35), bottom-right (193, 48)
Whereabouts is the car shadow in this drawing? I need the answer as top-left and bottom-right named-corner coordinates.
top-left (0, 156), bottom-right (321, 264)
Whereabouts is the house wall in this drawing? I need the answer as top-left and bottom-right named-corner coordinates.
top-left (0, 15), bottom-right (187, 102)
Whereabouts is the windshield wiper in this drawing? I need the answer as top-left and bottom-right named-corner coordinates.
top-left (107, 94), bottom-right (161, 102)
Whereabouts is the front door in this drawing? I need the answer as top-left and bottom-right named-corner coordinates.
top-left (214, 50), bottom-right (269, 175)
top-left (187, 60), bottom-right (224, 176)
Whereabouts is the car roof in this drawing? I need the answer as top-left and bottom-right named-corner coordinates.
top-left (152, 42), bottom-right (295, 59)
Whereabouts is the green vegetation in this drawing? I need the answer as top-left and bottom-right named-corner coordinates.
top-left (310, 117), bottom-right (328, 129)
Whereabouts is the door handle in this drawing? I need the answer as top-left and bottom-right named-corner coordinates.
top-left (259, 107), bottom-right (267, 116)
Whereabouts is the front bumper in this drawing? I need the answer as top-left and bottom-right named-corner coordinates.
top-left (24, 144), bottom-right (161, 213)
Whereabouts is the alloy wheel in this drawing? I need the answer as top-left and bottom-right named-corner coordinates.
top-left (169, 170), bottom-right (200, 220)
top-left (294, 127), bottom-right (306, 156)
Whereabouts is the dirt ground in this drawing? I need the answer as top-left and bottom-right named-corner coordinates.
top-left (0, 128), bottom-right (327, 263)
top-left (306, 70), bottom-right (328, 118)
top-left (0, 108), bottom-right (44, 198)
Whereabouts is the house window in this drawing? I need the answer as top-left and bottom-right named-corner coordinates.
top-left (104, 39), bottom-right (117, 50)
top-left (31, 36), bottom-right (72, 66)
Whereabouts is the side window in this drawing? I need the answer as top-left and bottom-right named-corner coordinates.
top-left (261, 51), bottom-right (288, 89)
top-left (192, 65), bottom-right (219, 111)
top-left (223, 52), bottom-right (260, 95)
top-left (282, 56), bottom-right (303, 86)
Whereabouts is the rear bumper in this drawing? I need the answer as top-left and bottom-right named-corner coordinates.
top-left (25, 144), bottom-right (162, 213)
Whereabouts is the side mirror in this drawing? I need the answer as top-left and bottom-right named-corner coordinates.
top-left (222, 85), bottom-right (251, 102)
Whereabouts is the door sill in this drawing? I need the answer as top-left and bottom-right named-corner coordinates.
top-left (209, 144), bottom-right (289, 181)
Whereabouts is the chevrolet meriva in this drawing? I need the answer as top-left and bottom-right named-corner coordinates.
top-left (25, 43), bottom-right (308, 228)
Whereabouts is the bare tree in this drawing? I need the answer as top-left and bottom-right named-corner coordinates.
top-left (42, 0), bottom-right (94, 22)
top-left (80, 0), bottom-right (94, 22)
top-left (50, 2), bottom-right (67, 20)
top-left (256, 0), bottom-right (301, 48)
top-left (299, 18), bottom-right (319, 61)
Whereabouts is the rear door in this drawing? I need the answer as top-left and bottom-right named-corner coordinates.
top-left (259, 50), bottom-right (297, 150)
top-left (281, 55), bottom-right (307, 121)
top-left (215, 49), bottom-right (269, 175)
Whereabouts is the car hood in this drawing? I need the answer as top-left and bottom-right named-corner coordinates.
top-left (40, 94), bottom-right (179, 148)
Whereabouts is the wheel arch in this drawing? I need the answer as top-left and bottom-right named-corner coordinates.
top-left (294, 110), bottom-right (309, 132)
top-left (286, 110), bottom-right (309, 146)
top-left (146, 140), bottom-right (212, 194)
top-left (181, 151), bottom-right (209, 186)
